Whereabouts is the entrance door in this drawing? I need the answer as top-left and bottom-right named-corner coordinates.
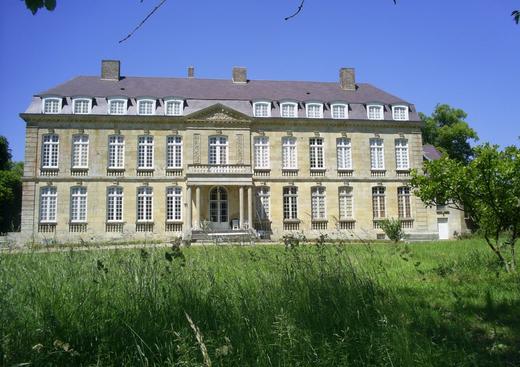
top-left (438, 218), bottom-right (449, 240)
top-left (209, 187), bottom-right (228, 229)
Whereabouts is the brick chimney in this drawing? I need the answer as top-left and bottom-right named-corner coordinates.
top-left (187, 66), bottom-right (195, 78)
top-left (232, 67), bottom-right (247, 84)
top-left (339, 67), bottom-right (355, 90)
top-left (101, 60), bottom-right (120, 81)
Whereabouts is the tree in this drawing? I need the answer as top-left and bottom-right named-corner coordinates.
top-left (0, 136), bottom-right (12, 171)
top-left (411, 144), bottom-right (520, 272)
top-left (420, 104), bottom-right (479, 164)
top-left (22, 0), bottom-right (55, 14)
top-left (0, 136), bottom-right (23, 233)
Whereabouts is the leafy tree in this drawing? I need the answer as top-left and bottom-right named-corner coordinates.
top-left (420, 104), bottom-right (479, 164)
top-left (0, 136), bottom-right (23, 233)
top-left (379, 218), bottom-right (405, 243)
top-left (0, 136), bottom-right (12, 171)
top-left (411, 144), bottom-right (520, 272)
top-left (22, 0), bottom-right (56, 14)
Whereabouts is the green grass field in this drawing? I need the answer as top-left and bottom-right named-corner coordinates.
top-left (1, 240), bottom-right (519, 366)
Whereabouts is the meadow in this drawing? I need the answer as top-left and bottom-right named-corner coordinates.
top-left (1, 239), bottom-right (519, 366)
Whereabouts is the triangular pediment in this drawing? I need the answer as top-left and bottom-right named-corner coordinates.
top-left (186, 103), bottom-right (251, 123)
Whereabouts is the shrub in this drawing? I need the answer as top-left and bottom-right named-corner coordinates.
top-left (379, 218), bottom-right (405, 243)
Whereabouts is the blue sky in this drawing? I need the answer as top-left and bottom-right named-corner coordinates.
top-left (0, 0), bottom-right (518, 161)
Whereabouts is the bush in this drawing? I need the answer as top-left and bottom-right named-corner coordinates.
top-left (379, 218), bottom-right (405, 243)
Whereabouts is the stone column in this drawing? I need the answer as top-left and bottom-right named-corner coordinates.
top-left (247, 186), bottom-right (253, 229)
top-left (239, 186), bottom-right (244, 229)
top-left (195, 186), bottom-right (201, 229)
top-left (186, 186), bottom-right (192, 230)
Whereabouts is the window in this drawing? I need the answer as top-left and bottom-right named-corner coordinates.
top-left (311, 187), bottom-right (326, 220)
top-left (72, 134), bottom-right (89, 168)
top-left (108, 135), bottom-right (125, 169)
top-left (166, 187), bottom-right (182, 221)
top-left (108, 99), bottom-right (127, 115)
top-left (137, 187), bottom-right (153, 222)
top-left (392, 105), bottom-right (409, 121)
top-left (138, 136), bottom-right (154, 169)
top-left (339, 187), bottom-right (353, 219)
top-left (395, 139), bottom-right (409, 170)
top-left (370, 138), bottom-right (385, 170)
top-left (42, 98), bottom-right (61, 114)
top-left (138, 99), bottom-right (155, 115)
top-left (253, 102), bottom-right (271, 117)
top-left (167, 136), bottom-right (182, 169)
top-left (336, 138), bottom-right (352, 170)
top-left (42, 134), bottom-right (59, 169)
top-left (372, 187), bottom-right (386, 219)
top-left (208, 136), bottom-right (228, 165)
top-left (367, 104), bottom-right (384, 120)
top-left (254, 136), bottom-right (270, 169)
top-left (70, 187), bottom-right (87, 223)
top-left (40, 187), bottom-right (57, 223)
top-left (256, 187), bottom-right (270, 220)
top-left (73, 98), bottom-right (91, 114)
top-left (165, 99), bottom-right (183, 116)
top-left (398, 187), bottom-right (412, 218)
top-left (332, 103), bottom-right (348, 119)
top-left (282, 137), bottom-right (297, 169)
top-left (283, 187), bottom-right (298, 220)
top-left (107, 187), bottom-right (123, 222)
top-left (280, 102), bottom-right (298, 118)
top-left (306, 103), bottom-right (323, 118)
top-left (309, 138), bottom-right (324, 170)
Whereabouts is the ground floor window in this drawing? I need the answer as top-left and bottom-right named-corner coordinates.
top-left (40, 187), bottom-right (57, 223)
top-left (283, 187), bottom-right (298, 220)
top-left (256, 187), bottom-right (270, 220)
top-left (311, 187), bottom-right (326, 220)
top-left (166, 187), bottom-right (182, 221)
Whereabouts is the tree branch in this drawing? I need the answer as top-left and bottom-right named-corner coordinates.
top-left (285, 0), bottom-right (305, 21)
top-left (119, 0), bottom-right (169, 43)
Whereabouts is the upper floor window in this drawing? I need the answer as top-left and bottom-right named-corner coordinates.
top-left (309, 138), bottom-right (325, 170)
top-left (372, 186), bottom-right (386, 219)
top-left (370, 138), bottom-right (385, 170)
top-left (108, 135), bottom-right (125, 169)
top-left (395, 138), bottom-right (409, 170)
top-left (72, 134), bottom-right (89, 169)
top-left (367, 104), bottom-right (384, 120)
top-left (73, 98), bottom-right (92, 114)
top-left (42, 134), bottom-right (59, 169)
top-left (253, 101), bottom-right (271, 118)
top-left (311, 187), bottom-right (327, 220)
top-left (137, 187), bottom-right (153, 222)
top-left (280, 102), bottom-right (298, 118)
top-left (166, 187), bottom-right (182, 221)
top-left (165, 99), bottom-right (183, 116)
top-left (256, 187), bottom-right (270, 220)
top-left (336, 138), bottom-right (352, 170)
top-left (254, 136), bottom-right (270, 169)
top-left (70, 186), bottom-right (87, 223)
top-left (283, 187), bottom-right (298, 220)
top-left (339, 187), bottom-right (353, 219)
top-left (331, 103), bottom-right (348, 119)
top-left (40, 186), bottom-right (57, 223)
top-left (392, 105), bottom-right (409, 121)
top-left (107, 186), bottom-right (123, 222)
top-left (306, 103), bottom-right (323, 118)
top-left (42, 98), bottom-right (61, 114)
top-left (108, 99), bottom-right (127, 115)
top-left (398, 187), bottom-right (412, 218)
top-left (209, 136), bottom-right (228, 165)
top-left (138, 99), bottom-right (155, 115)
top-left (138, 136), bottom-right (154, 169)
top-left (167, 136), bottom-right (183, 169)
top-left (282, 137), bottom-right (297, 169)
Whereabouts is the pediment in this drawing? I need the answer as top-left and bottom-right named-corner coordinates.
top-left (186, 103), bottom-right (251, 123)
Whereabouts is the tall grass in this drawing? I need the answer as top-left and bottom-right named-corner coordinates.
top-left (1, 240), bottom-right (519, 366)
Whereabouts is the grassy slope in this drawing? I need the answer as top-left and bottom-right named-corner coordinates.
top-left (1, 240), bottom-right (519, 366)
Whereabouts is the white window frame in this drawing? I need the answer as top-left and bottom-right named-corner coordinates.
top-left (336, 138), bottom-right (352, 170)
top-left (208, 136), bottom-right (228, 165)
top-left (282, 136), bottom-right (297, 169)
top-left (367, 104), bottom-right (384, 120)
top-left (372, 186), bottom-right (386, 219)
top-left (392, 105), bottom-right (409, 121)
top-left (311, 186), bottom-right (327, 220)
top-left (305, 103), bottom-right (323, 118)
top-left (398, 186), bottom-right (412, 219)
top-left (395, 138), bottom-right (410, 170)
top-left (167, 136), bottom-right (183, 169)
top-left (108, 135), bottom-right (125, 169)
top-left (137, 186), bottom-right (153, 223)
top-left (280, 102), bottom-right (298, 118)
top-left (253, 136), bottom-right (270, 169)
top-left (253, 101), bottom-right (271, 118)
top-left (107, 186), bottom-right (124, 222)
top-left (256, 187), bottom-right (270, 220)
top-left (309, 137), bottom-right (325, 170)
top-left (42, 97), bottom-right (61, 114)
top-left (166, 187), bottom-right (182, 222)
top-left (108, 98), bottom-right (128, 115)
top-left (137, 99), bottom-right (156, 116)
top-left (41, 134), bottom-right (59, 169)
top-left (283, 187), bottom-right (298, 220)
top-left (40, 186), bottom-right (57, 223)
top-left (70, 186), bottom-right (87, 223)
top-left (339, 186), bottom-right (354, 220)
top-left (72, 134), bottom-right (89, 169)
top-left (72, 98), bottom-right (92, 114)
top-left (331, 103), bottom-right (348, 119)
top-left (138, 136), bottom-right (154, 169)
top-left (370, 138), bottom-right (385, 170)
top-left (164, 99), bottom-right (184, 116)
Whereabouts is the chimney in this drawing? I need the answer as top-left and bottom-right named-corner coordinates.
top-left (339, 67), bottom-right (355, 90)
top-left (101, 60), bottom-right (120, 81)
top-left (232, 67), bottom-right (247, 84)
top-left (187, 66), bottom-right (195, 78)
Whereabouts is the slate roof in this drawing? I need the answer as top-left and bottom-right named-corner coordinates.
top-left (423, 144), bottom-right (442, 160)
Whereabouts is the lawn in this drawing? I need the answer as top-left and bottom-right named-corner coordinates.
top-left (1, 239), bottom-right (519, 366)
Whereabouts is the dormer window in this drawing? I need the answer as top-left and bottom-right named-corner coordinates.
top-left (108, 98), bottom-right (127, 115)
top-left (367, 104), bottom-right (384, 120)
top-left (42, 98), bottom-right (61, 114)
top-left (164, 99), bottom-right (184, 116)
top-left (306, 103), bottom-right (323, 118)
top-left (392, 105), bottom-right (409, 121)
top-left (73, 98), bottom-right (92, 114)
top-left (253, 101), bottom-right (271, 117)
top-left (280, 102), bottom-right (298, 118)
top-left (138, 99), bottom-right (155, 115)
top-left (331, 103), bottom-right (348, 119)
